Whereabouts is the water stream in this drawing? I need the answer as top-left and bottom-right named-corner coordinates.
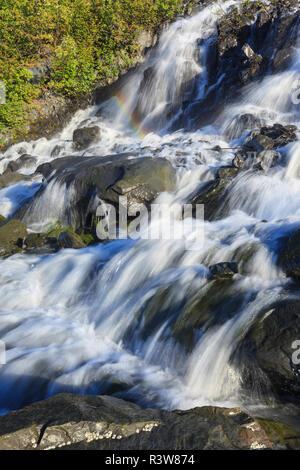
top-left (0, 0), bottom-right (300, 415)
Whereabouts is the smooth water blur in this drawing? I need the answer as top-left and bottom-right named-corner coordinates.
top-left (0, 0), bottom-right (299, 413)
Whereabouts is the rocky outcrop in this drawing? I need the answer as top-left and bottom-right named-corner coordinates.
top-left (234, 299), bottom-right (300, 403)
top-left (0, 393), bottom-right (299, 450)
top-left (184, 0), bottom-right (300, 129)
top-left (21, 154), bottom-right (176, 231)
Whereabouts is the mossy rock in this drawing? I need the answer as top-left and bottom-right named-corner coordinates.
top-left (257, 419), bottom-right (300, 450)
top-left (0, 219), bottom-right (27, 257)
top-left (57, 230), bottom-right (86, 249)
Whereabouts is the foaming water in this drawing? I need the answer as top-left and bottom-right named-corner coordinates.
top-left (0, 0), bottom-right (299, 413)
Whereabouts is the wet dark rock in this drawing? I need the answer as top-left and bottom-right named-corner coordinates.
top-left (209, 262), bottom-right (239, 280)
top-left (73, 126), bottom-right (101, 150)
top-left (254, 150), bottom-right (281, 171)
top-left (30, 154), bottom-right (176, 231)
top-left (173, 278), bottom-right (256, 350)
top-left (235, 299), bottom-right (300, 403)
top-left (189, 168), bottom-right (237, 220)
top-left (244, 133), bottom-right (275, 153)
top-left (261, 124), bottom-right (297, 146)
top-left (7, 155), bottom-right (37, 172)
top-left (0, 219), bottom-right (27, 257)
top-left (51, 145), bottom-right (63, 158)
top-left (1, 393), bottom-right (299, 450)
top-left (188, 1), bottom-right (299, 130)
top-left (273, 46), bottom-right (296, 72)
top-left (225, 113), bottom-right (263, 140)
top-left (243, 124), bottom-right (298, 153)
top-left (277, 229), bottom-right (300, 280)
top-left (189, 179), bottom-right (228, 220)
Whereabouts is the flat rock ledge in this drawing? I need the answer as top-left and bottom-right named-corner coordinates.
top-left (1, 394), bottom-right (300, 450)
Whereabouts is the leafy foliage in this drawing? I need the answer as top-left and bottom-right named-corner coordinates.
top-left (0, 0), bottom-right (195, 132)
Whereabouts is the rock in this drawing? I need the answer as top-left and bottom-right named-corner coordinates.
top-left (244, 133), bottom-right (275, 153)
top-left (73, 126), bottom-right (101, 150)
top-left (25, 60), bottom-right (51, 85)
top-left (273, 46), bottom-right (296, 72)
top-left (1, 393), bottom-right (299, 450)
top-left (209, 262), bottom-right (239, 280)
top-left (23, 223), bottom-right (88, 253)
top-left (7, 155), bottom-right (37, 172)
top-left (0, 219), bottom-right (27, 257)
top-left (0, 169), bottom-right (29, 189)
top-left (232, 152), bottom-right (246, 169)
top-left (51, 145), bottom-right (63, 158)
top-left (23, 233), bottom-right (60, 254)
top-left (171, 278), bottom-right (246, 350)
top-left (27, 154), bottom-right (176, 231)
top-left (235, 299), bottom-right (300, 403)
top-left (225, 113), bottom-right (263, 140)
top-left (188, 2), bottom-right (299, 130)
top-left (242, 43), bottom-right (255, 59)
top-left (57, 230), bottom-right (86, 249)
top-left (254, 150), bottom-right (281, 171)
top-left (217, 166), bottom-right (239, 179)
top-left (189, 175), bottom-right (234, 221)
top-left (243, 124), bottom-right (298, 155)
top-left (277, 229), bottom-right (300, 279)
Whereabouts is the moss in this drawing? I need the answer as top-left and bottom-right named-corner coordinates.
top-left (0, 219), bottom-right (27, 257)
top-left (257, 419), bottom-right (300, 449)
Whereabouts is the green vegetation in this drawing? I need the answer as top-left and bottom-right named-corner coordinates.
top-left (0, 0), bottom-right (196, 137)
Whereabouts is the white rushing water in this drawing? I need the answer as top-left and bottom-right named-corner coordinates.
top-left (0, 0), bottom-right (300, 413)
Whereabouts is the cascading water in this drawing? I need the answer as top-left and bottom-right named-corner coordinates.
top-left (0, 0), bottom-right (300, 415)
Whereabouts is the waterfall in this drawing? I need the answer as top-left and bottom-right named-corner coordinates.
top-left (0, 0), bottom-right (299, 414)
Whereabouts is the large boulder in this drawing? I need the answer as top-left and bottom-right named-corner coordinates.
top-left (23, 154), bottom-right (176, 231)
top-left (234, 299), bottom-right (300, 403)
top-left (0, 393), bottom-right (299, 450)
